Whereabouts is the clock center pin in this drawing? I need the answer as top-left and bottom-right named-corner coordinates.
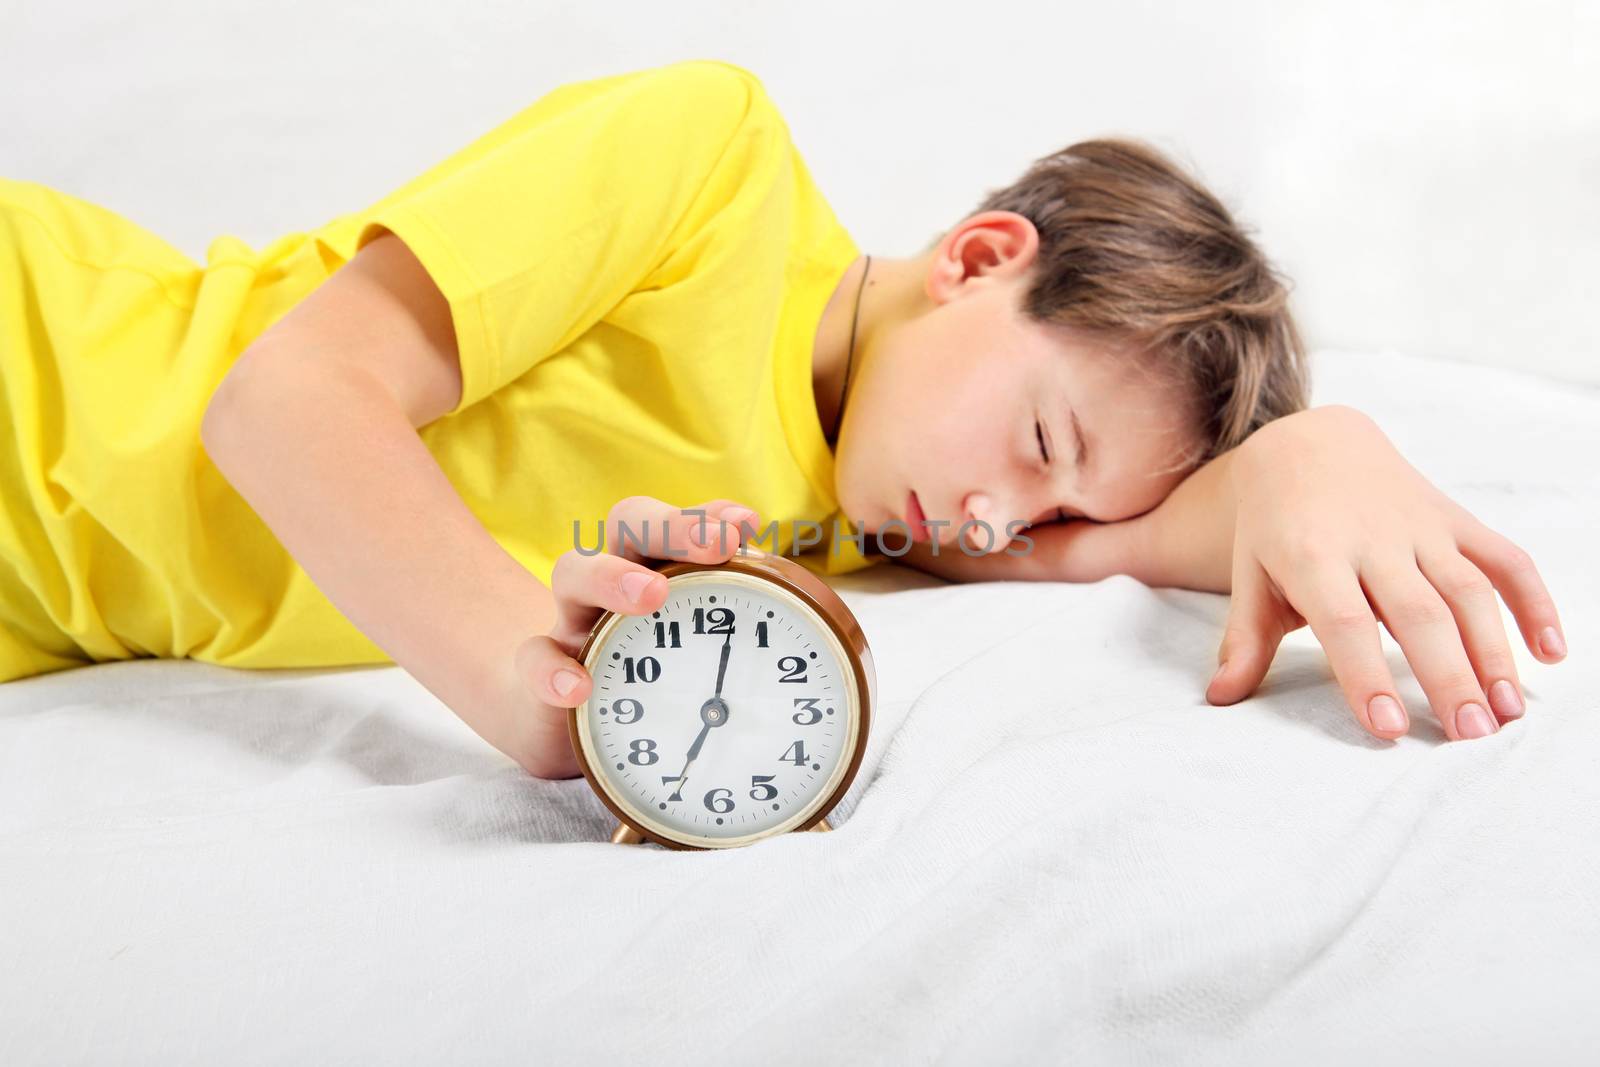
top-left (700, 696), bottom-right (730, 726)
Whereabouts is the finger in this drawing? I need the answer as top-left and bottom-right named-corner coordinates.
top-left (1453, 516), bottom-right (1567, 665)
top-left (1281, 559), bottom-right (1411, 740)
top-left (696, 498), bottom-right (762, 529)
top-left (695, 499), bottom-right (764, 549)
top-left (547, 548), bottom-right (671, 653)
top-left (548, 498), bottom-right (764, 651)
top-left (1208, 553), bottom-right (1290, 706)
top-left (1359, 555), bottom-right (1496, 741)
top-left (678, 498), bottom-right (762, 558)
top-left (600, 496), bottom-right (757, 567)
top-left (1415, 538), bottom-right (1525, 722)
top-left (513, 632), bottom-right (594, 710)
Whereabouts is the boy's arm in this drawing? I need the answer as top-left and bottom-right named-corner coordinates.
top-left (1099, 446), bottom-right (1239, 593)
top-left (894, 404), bottom-right (1567, 745)
top-left (885, 448), bottom-right (1239, 592)
top-left (883, 514), bottom-right (1145, 584)
top-left (201, 232), bottom-right (559, 774)
top-left (203, 359), bottom-right (555, 766)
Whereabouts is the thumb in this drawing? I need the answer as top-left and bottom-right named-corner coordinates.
top-left (1208, 556), bottom-right (1287, 706)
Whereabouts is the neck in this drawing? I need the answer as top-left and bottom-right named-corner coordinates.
top-left (813, 251), bottom-right (927, 446)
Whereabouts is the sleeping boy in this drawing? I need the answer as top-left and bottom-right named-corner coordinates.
top-left (0, 60), bottom-right (1566, 778)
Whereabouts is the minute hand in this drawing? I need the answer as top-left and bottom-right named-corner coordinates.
top-left (714, 630), bottom-right (732, 697)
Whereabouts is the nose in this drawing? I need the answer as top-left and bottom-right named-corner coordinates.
top-left (958, 492), bottom-right (1012, 554)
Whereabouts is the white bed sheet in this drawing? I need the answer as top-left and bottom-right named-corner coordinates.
top-left (3, 348), bottom-right (1597, 1065)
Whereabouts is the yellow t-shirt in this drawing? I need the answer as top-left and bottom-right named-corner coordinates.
top-left (0, 58), bottom-right (879, 683)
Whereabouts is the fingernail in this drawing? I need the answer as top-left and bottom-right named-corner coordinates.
top-left (692, 520), bottom-right (710, 547)
top-left (1456, 701), bottom-right (1496, 739)
top-left (621, 572), bottom-right (654, 603)
top-left (1538, 626), bottom-right (1566, 658)
top-left (1368, 694), bottom-right (1407, 732)
top-left (1210, 661), bottom-right (1228, 687)
top-left (553, 669), bottom-right (580, 698)
top-left (1487, 678), bottom-right (1524, 719)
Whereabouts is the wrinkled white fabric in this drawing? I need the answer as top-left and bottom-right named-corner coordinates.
top-left (3, 349), bottom-right (1596, 1065)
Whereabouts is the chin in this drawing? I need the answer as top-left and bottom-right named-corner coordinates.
top-left (832, 479), bottom-right (870, 530)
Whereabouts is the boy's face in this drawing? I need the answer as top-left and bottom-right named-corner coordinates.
top-left (833, 215), bottom-right (1202, 552)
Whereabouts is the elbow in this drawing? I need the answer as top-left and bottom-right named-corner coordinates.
top-left (201, 381), bottom-right (235, 461)
top-left (201, 353), bottom-right (288, 464)
top-left (201, 367), bottom-right (255, 464)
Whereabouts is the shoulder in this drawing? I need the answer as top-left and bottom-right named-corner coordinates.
top-left (649, 59), bottom-right (770, 97)
top-left (629, 59), bottom-right (779, 127)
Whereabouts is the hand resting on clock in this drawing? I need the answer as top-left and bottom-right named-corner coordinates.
top-left (510, 495), bottom-right (764, 779)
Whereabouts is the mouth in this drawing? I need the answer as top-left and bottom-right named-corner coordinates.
top-left (905, 489), bottom-right (930, 543)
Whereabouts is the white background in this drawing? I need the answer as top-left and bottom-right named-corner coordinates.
top-left (4, 0), bottom-right (1596, 384)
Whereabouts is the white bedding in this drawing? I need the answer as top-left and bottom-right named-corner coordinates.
top-left (3, 348), bottom-right (1597, 1064)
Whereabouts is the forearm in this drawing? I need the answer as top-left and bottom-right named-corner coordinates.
top-left (201, 356), bottom-right (552, 757)
top-left (881, 509), bottom-right (1148, 584)
top-left (1121, 446), bottom-right (1240, 594)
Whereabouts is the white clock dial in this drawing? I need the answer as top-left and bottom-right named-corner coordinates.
top-left (577, 570), bottom-right (861, 847)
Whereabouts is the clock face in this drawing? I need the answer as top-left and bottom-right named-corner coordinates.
top-left (576, 569), bottom-right (862, 848)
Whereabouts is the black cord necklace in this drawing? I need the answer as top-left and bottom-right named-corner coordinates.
top-left (833, 254), bottom-right (871, 444)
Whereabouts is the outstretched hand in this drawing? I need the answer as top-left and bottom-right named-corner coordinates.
top-left (1208, 405), bottom-right (1567, 741)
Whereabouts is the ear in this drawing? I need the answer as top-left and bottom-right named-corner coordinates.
top-left (928, 212), bottom-right (1040, 303)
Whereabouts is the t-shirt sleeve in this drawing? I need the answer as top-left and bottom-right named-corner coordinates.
top-left (344, 60), bottom-right (766, 416)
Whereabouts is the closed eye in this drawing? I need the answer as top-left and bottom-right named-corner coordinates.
top-left (1036, 418), bottom-right (1068, 524)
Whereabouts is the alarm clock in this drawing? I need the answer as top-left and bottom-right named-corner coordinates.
top-left (569, 543), bottom-right (875, 850)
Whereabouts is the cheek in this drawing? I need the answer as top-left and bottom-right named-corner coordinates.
top-left (858, 342), bottom-right (946, 437)
top-left (855, 319), bottom-right (997, 462)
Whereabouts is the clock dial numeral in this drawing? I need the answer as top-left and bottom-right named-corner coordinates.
top-left (653, 620), bottom-right (681, 648)
top-left (791, 697), bottom-right (822, 725)
top-left (755, 621), bottom-right (770, 648)
top-left (704, 787), bottom-right (734, 814)
top-left (660, 774), bottom-right (685, 802)
top-left (777, 655), bottom-right (807, 683)
top-left (622, 656), bottom-right (660, 684)
top-left (612, 697), bottom-right (644, 724)
top-left (692, 607), bottom-right (736, 635)
top-left (627, 738), bottom-right (659, 765)
top-left (780, 739), bottom-right (808, 767)
top-left (749, 774), bottom-right (778, 801)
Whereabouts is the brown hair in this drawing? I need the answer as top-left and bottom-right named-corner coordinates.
top-left (962, 138), bottom-right (1310, 473)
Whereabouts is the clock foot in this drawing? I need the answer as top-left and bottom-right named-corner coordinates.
top-left (611, 823), bottom-right (645, 845)
top-left (807, 817), bottom-right (833, 833)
